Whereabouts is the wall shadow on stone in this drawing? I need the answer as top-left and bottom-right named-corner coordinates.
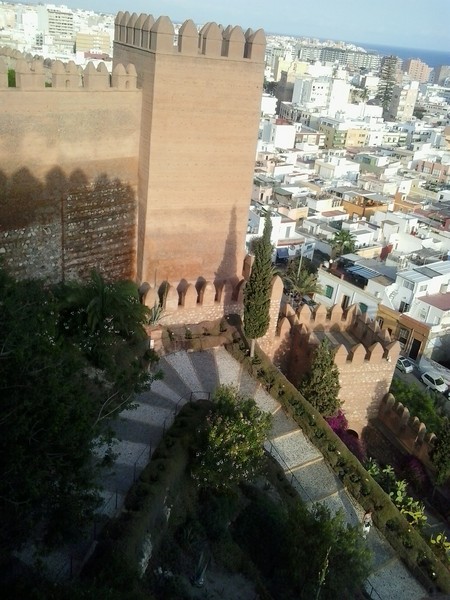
top-left (0, 166), bottom-right (137, 283)
top-left (215, 205), bottom-right (238, 296)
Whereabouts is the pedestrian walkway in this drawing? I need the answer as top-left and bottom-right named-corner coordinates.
top-left (101, 346), bottom-right (427, 599)
top-left (20, 347), bottom-right (431, 596)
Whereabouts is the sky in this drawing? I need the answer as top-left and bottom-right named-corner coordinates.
top-left (21, 0), bottom-right (450, 51)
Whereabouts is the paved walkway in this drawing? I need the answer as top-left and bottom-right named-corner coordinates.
top-left (21, 348), bottom-right (430, 596)
top-left (106, 347), bottom-right (427, 599)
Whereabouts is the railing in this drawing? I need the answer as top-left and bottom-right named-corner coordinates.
top-left (264, 438), bottom-right (314, 504)
top-left (364, 580), bottom-right (384, 600)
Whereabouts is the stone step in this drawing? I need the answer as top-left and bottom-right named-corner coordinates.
top-left (237, 368), bottom-right (260, 398)
top-left (289, 460), bottom-right (342, 504)
top-left (270, 407), bottom-right (300, 438)
top-left (139, 390), bottom-right (180, 410)
top-left (266, 430), bottom-right (322, 471)
top-left (365, 556), bottom-right (428, 600)
top-left (188, 349), bottom-right (220, 395)
top-left (254, 387), bottom-right (281, 415)
top-left (100, 439), bottom-right (153, 493)
top-left (164, 351), bottom-right (204, 397)
top-left (146, 379), bottom-right (186, 407)
top-left (214, 346), bottom-right (243, 387)
top-left (158, 355), bottom-right (193, 400)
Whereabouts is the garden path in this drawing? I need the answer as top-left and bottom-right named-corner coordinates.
top-left (21, 347), bottom-right (431, 597)
top-left (104, 347), bottom-right (430, 598)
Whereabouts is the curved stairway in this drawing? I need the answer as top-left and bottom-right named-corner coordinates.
top-left (102, 347), bottom-right (427, 600)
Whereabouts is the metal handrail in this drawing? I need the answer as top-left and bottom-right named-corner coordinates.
top-left (264, 438), bottom-right (315, 504)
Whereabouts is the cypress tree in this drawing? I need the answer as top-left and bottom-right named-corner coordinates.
top-left (299, 339), bottom-right (341, 416)
top-left (243, 212), bottom-right (273, 357)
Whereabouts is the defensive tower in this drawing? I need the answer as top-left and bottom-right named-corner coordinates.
top-left (113, 12), bottom-right (265, 286)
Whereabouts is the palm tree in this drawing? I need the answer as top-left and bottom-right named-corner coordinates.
top-left (331, 230), bottom-right (356, 258)
top-left (60, 270), bottom-right (149, 366)
top-left (283, 266), bottom-right (323, 300)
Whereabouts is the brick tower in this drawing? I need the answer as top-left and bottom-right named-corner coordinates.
top-left (113, 12), bottom-right (266, 288)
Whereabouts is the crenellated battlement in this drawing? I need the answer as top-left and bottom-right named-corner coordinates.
top-left (378, 393), bottom-right (437, 469)
top-left (275, 301), bottom-right (399, 367)
top-left (0, 48), bottom-right (137, 90)
top-left (139, 276), bottom-right (245, 327)
top-left (257, 281), bottom-right (401, 433)
top-left (113, 11), bottom-right (265, 62)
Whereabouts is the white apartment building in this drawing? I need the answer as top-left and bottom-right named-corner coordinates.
top-left (408, 292), bottom-right (450, 360)
top-left (315, 256), bottom-right (397, 318)
top-left (261, 119), bottom-right (296, 150)
top-left (314, 155), bottom-right (360, 182)
top-left (385, 81), bottom-right (419, 122)
top-left (246, 204), bottom-right (314, 262)
top-left (390, 261), bottom-right (450, 313)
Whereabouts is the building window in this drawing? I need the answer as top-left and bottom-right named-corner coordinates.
top-left (419, 284), bottom-right (427, 293)
top-left (359, 302), bottom-right (368, 313)
top-left (403, 280), bottom-right (414, 290)
top-left (399, 301), bottom-right (410, 313)
top-left (376, 317), bottom-right (384, 328)
top-left (325, 285), bottom-right (333, 299)
top-left (341, 295), bottom-right (350, 310)
top-left (398, 327), bottom-right (410, 347)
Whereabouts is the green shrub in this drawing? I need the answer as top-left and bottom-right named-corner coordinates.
top-left (225, 342), bottom-right (450, 595)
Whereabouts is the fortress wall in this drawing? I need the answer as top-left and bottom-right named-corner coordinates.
top-left (0, 84), bottom-right (141, 282)
top-left (378, 394), bottom-right (436, 470)
top-left (114, 15), bottom-right (265, 287)
top-left (0, 87), bottom-right (141, 180)
top-left (262, 286), bottom-right (400, 434)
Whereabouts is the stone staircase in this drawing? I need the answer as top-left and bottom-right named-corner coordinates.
top-left (99, 346), bottom-right (428, 600)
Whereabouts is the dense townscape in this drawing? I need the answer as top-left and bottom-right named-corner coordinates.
top-left (0, 2), bottom-right (449, 599)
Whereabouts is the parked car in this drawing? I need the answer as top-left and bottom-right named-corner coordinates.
top-left (396, 356), bottom-right (414, 374)
top-left (421, 372), bottom-right (448, 394)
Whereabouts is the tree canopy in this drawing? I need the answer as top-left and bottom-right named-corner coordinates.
top-left (235, 490), bottom-right (371, 599)
top-left (430, 419), bottom-right (450, 485)
top-left (0, 268), bottom-right (157, 557)
top-left (243, 212), bottom-right (273, 356)
top-left (299, 339), bottom-right (341, 416)
top-left (191, 385), bottom-right (271, 492)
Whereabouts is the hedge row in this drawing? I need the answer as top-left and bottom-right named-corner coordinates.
top-left (84, 401), bottom-right (210, 587)
top-left (226, 340), bottom-right (450, 595)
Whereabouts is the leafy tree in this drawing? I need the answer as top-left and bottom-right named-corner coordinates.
top-left (263, 79), bottom-right (278, 95)
top-left (234, 491), bottom-right (371, 600)
top-left (430, 419), bottom-right (450, 485)
top-left (286, 503), bottom-right (371, 599)
top-left (192, 385), bottom-right (271, 492)
top-left (0, 268), bottom-right (159, 557)
top-left (244, 212), bottom-right (273, 357)
top-left (0, 271), bottom-right (100, 554)
top-left (389, 378), bottom-right (443, 434)
top-left (299, 339), bottom-right (341, 416)
top-left (7, 68), bottom-right (15, 87)
top-left (331, 229), bottom-right (356, 257)
top-left (57, 270), bottom-right (155, 404)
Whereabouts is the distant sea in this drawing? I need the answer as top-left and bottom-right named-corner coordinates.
top-left (353, 42), bottom-right (450, 68)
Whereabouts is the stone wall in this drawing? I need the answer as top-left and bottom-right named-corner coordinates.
top-left (378, 393), bottom-right (436, 470)
top-left (0, 12), bottom-right (266, 288)
top-left (0, 54), bottom-right (141, 283)
top-left (259, 277), bottom-right (401, 433)
top-left (141, 276), bottom-right (245, 326)
top-left (113, 12), bottom-right (265, 287)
